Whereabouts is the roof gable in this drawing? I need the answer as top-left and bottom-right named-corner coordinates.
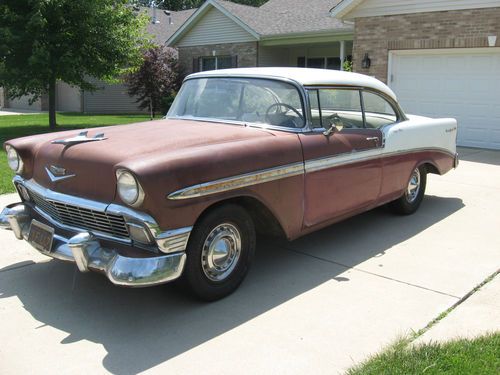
top-left (331, 0), bottom-right (500, 20)
top-left (168, 0), bottom-right (352, 46)
top-left (167, 0), bottom-right (259, 47)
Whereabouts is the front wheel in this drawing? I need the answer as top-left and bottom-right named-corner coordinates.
top-left (183, 204), bottom-right (256, 301)
top-left (388, 165), bottom-right (427, 215)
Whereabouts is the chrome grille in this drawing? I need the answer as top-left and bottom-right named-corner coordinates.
top-left (28, 189), bottom-right (129, 239)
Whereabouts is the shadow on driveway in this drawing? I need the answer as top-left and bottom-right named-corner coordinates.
top-left (0, 195), bottom-right (464, 374)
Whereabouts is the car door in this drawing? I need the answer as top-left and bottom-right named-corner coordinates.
top-left (299, 88), bottom-right (383, 228)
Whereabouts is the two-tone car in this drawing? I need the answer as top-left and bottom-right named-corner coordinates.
top-left (1, 68), bottom-right (458, 300)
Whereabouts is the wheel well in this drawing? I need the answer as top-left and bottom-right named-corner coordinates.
top-left (423, 162), bottom-right (440, 175)
top-left (196, 197), bottom-right (286, 238)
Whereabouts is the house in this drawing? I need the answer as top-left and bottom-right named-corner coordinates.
top-left (167, 0), bottom-right (354, 73)
top-left (168, 0), bottom-right (499, 150)
top-left (331, 0), bottom-right (500, 150)
top-left (2, 6), bottom-right (195, 114)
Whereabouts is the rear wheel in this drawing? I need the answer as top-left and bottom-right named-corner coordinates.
top-left (388, 165), bottom-right (427, 215)
top-left (183, 204), bottom-right (256, 301)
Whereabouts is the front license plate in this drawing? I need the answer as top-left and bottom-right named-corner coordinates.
top-left (28, 220), bottom-right (55, 253)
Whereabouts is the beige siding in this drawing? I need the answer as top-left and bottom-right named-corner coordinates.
top-left (177, 7), bottom-right (256, 47)
top-left (348, 0), bottom-right (500, 18)
top-left (56, 82), bottom-right (81, 112)
top-left (8, 95), bottom-right (42, 111)
top-left (83, 79), bottom-right (144, 114)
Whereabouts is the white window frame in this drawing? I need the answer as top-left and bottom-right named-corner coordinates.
top-left (200, 55), bottom-right (233, 71)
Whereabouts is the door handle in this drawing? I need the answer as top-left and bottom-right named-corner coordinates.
top-left (366, 137), bottom-right (380, 147)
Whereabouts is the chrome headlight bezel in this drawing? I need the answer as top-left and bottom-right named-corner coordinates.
top-left (6, 145), bottom-right (24, 174)
top-left (116, 169), bottom-right (145, 208)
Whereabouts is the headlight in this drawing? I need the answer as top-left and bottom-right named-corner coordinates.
top-left (6, 145), bottom-right (23, 174)
top-left (116, 169), bottom-right (144, 207)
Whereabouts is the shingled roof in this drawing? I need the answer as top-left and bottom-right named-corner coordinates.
top-left (142, 7), bottom-right (197, 45)
top-left (217, 0), bottom-right (351, 36)
top-left (167, 0), bottom-right (352, 46)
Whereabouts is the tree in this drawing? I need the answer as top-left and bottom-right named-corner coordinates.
top-left (0, 0), bottom-right (150, 129)
top-left (125, 46), bottom-right (182, 119)
top-left (132, 0), bottom-right (268, 11)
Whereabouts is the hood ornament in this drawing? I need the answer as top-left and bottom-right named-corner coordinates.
top-left (46, 165), bottom-right (76, 183)
top-left (52, 131), bottom-right (107, 146)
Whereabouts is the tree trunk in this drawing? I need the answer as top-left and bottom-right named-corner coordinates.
top-left (48, 76), bottom-right (57, 130)
top-left (149, 97), bottom-right (153, 120)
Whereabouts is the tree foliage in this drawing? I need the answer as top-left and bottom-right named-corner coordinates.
top-left (0, 0), bottom-right (151, 129)
top-left (133, 0), bottom-right (268, 11)
top-left (124, 46), bottom-right (183, 119)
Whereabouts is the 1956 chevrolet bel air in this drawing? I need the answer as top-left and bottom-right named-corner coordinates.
top-left (1, 68), bottom-right (458, 300)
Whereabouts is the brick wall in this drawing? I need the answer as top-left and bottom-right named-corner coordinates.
top-left (178, 42), bottom-right (258, 75)
top-left (353, 7), bottom-right (500, 83)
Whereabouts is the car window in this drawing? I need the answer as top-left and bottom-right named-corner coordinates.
top-left (169, 78), bottom-right (305, 128)
top-left (308, 89), bottom-right (364, 129)
top-left (363, 91), bottom-right (398, 128)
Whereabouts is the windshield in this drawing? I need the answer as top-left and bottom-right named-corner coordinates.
top-left (168, 77), bottom-right (305, 129)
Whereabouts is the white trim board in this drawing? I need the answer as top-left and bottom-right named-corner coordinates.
top-left (332, 0), bottom-right (500, 20)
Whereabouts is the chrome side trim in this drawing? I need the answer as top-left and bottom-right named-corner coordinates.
top-left (306, 148), bottom-right (381, 173)
top-left (167, 162), bottom-right (304, 200)
top-left (167, 147), bottom-right (455, 200)
top-left (306, 147), bottom-right (456, 174)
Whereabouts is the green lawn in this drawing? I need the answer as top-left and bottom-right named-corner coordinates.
top-left (0, 112), bottom-right (160, 194)
top-left (347, 333), bottom-right (500, 375)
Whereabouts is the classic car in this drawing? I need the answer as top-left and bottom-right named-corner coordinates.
top-left (0, 68), bottom-right (458, 300)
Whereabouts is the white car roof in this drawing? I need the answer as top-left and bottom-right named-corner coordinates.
top-left (188, 67), bottom-right (397, 101)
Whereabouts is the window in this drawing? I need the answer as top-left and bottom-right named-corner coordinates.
top-left (308, 89), bottom-right (399, 129)
top-left (168, 78), bottom-right (305, 128)
top-left (362, 92), bottom-right (398, 128)
top-left (199, 56), bottom-right (235, 72)
top-left (297, 56), bottom-right (349, 70)
top-left (309, 89), bottom-right (364, 129)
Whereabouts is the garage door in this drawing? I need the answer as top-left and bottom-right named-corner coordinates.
top-left (389, 48), bottom-right (500, 149)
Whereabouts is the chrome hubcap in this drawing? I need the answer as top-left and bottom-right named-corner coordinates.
top-left (405, 168), bottom-right (421, 203)
top-left (201, 223), bottom-right (241, 282)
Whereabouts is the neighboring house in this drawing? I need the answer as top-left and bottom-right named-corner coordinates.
top-left (2, 6), bottom-right (195, 114)
top-left (167, 0), bottom-right (354, 73)
top-left (331, 0), bottom-right (500, 150)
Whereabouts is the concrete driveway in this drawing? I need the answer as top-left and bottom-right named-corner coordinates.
top-left (0, 148), bottom-right (499, 374)
top-left (0, 109), bottom-right (45, 115)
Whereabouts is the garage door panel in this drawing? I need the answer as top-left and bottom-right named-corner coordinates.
top-left (490, 129), bottom-right (500, 147)
top-left (391, 49), bottom-right (500, 150)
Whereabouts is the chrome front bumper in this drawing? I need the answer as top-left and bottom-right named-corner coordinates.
top-left (1, 203), bottom-right (187, 287)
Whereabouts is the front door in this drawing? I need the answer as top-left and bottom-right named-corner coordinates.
top-left (300, 88), bottom-right (383, 227)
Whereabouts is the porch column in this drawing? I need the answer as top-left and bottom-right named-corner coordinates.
top-left (340, 40), bottom-right (345, 71)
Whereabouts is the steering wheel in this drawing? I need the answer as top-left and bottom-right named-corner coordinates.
top-left (265, 103), bottom-right (304, 126)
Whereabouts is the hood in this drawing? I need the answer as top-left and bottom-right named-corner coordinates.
top-left (11, 119), bottom-right (279, 202)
